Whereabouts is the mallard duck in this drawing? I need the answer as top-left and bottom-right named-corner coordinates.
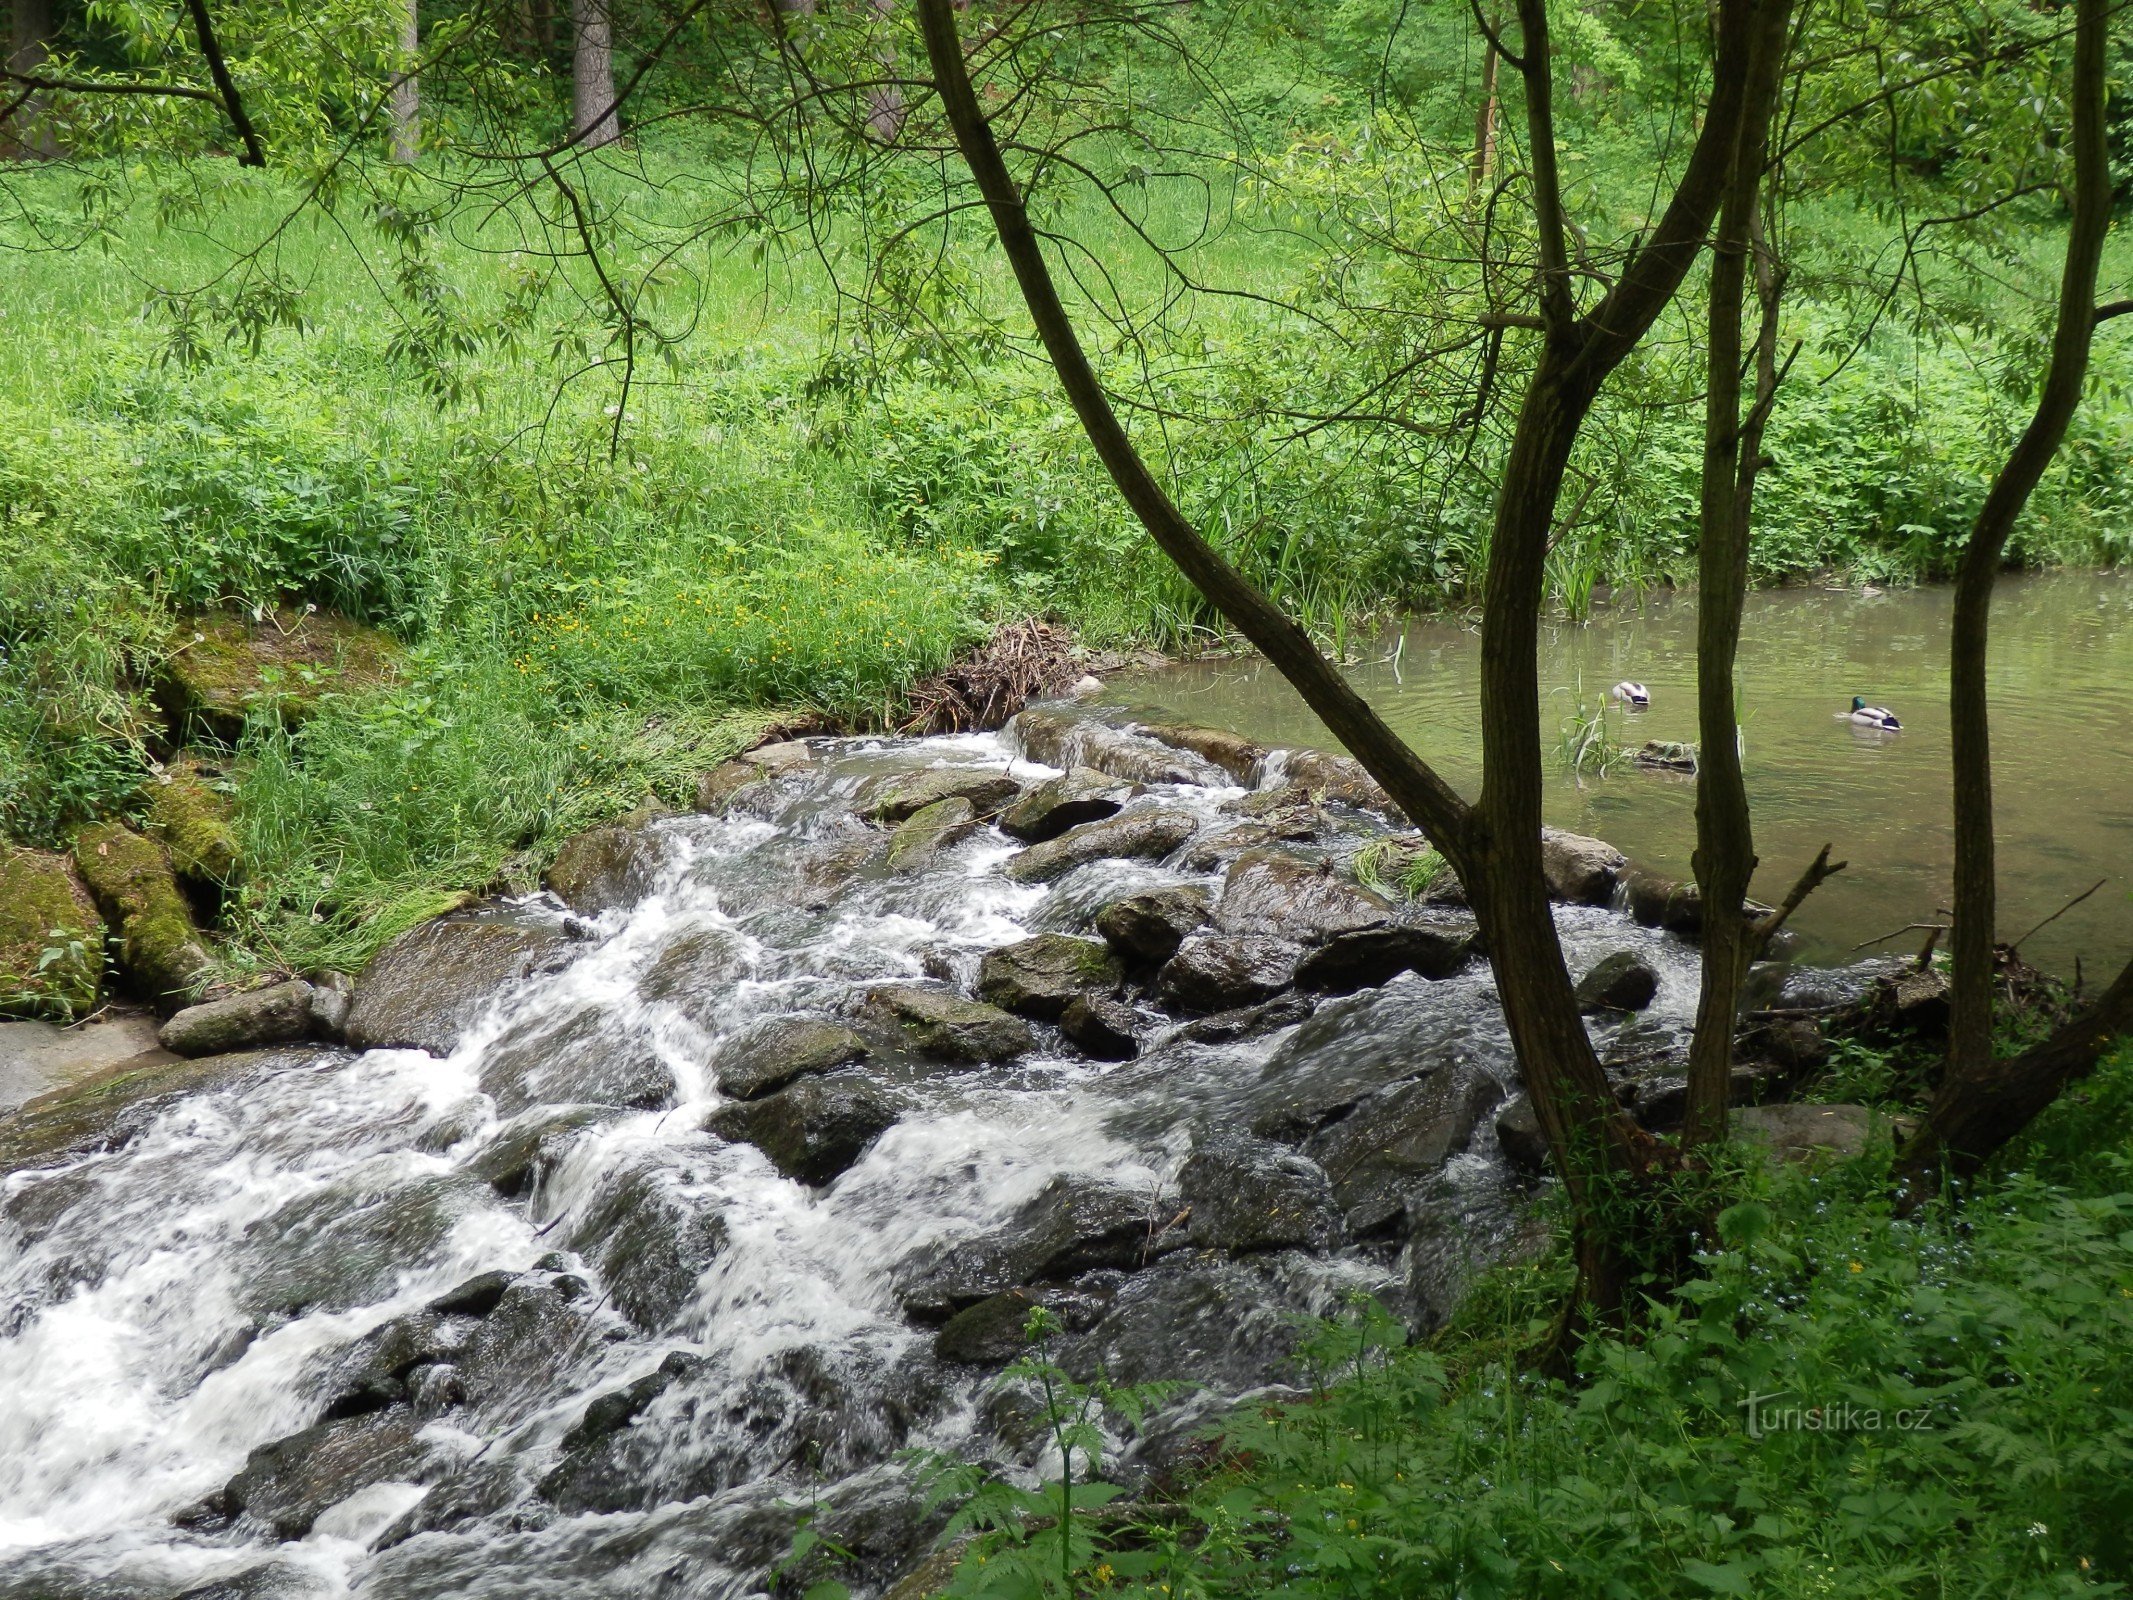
top-left (1610, 680), bottom-right (1651, 709)
top-left (1846, 696), bottom-right (1900, 730)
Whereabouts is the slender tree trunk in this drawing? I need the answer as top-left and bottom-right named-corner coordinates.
top-left (1900, 0), bottom-right (2118, 1194)
top-left (572, 0), bottom-right (621, 148)
top-left (388, 0), bottom-right (419, 163)
top-left (5, 0), bottom-right (58, 158)
top-left (1682, 9), bottom-right (1789, 1148)
top-left (866, 0), bottom-right (905, 142)
top-left (1469, 25), bottom-right (1499, 198)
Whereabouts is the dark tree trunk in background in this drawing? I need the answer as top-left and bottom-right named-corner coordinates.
top-left (1682, 15), bottom-right (1789, 1148)
top-left (915, 0), bottom-right (1792, 1330)
top-left (1469, 23), bottom-right (1499, 197)
top-left (572, 0), bottom-right (621, 148)
top-left (1900, 0), bottom-right (2122, 1195)
top-left (389, 0), bottom-right (419, 162)
top-left (6, 0), bottom-right (58, 157)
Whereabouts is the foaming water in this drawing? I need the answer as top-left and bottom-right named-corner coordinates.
top-left (0, 726), bottom-right (1730, 1599)
top-left (1112, 571), bottom-right (2133, 973)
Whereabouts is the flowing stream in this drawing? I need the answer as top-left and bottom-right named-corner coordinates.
top-left (0, 612), bottom-right (2020, 1599)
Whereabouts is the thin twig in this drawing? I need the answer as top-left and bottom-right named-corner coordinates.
top-left (1850, 921), bottom-right (1946, 952)
top-left (2009, 878), bottom-right (2107, 952)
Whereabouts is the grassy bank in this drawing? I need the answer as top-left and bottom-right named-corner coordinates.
top-left (2, 137), bottom-right (2130, 980)
top-left (921, 1040), bottom-right (2133, 1600)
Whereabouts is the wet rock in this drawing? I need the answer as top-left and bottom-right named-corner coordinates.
top-left (344, 913), bottom-right (577, 1055)
top-left (467, 1104), bottom-right (618, 1197)
top-left (707, 1073), bottom-right (904, 1186)
top-left (1574, 951), bottom-right (1660, 1012)
top-left (977, 934), bottom-right (1121, 1020)
top-left (1494, 1094), bottom-right (1549, 1173)
top-left (209, 1409), bottom-right (442, 1541)
top-left (0, 845), bottom-right (104, 1021)
top-left (1094, 884), bottom-right (1211, 965)
top-left (476, 1006), bottom-right (673, 1115)
top-left (1179, 1132), bottom-right (1339, 1252)
top-left (144, 759), bottom-right (241, 891)
top-left (537, 1352), bottom-right (705, 1510)
top-left (1625, 1066), bottom-right (1780, 1131)
top-left (897, 1174), bottom-right (1181, 1321)
top-left (158, 981), bottom-right (315, 1057)
top-left (710, 1016), bottom-right (869, 1100)
top-left (239, 1171), bottom-right (486, 1319)
top-left (934, 1285), bottom-right (1111, 1365)
top-left (316, 1307), bottom-right (481, 1422)
top-left (1009, 709), bottom-right (1219, 786)
top-left (1005, 806), bottom-right (1199, 884)
top-left (307, 972), bottom-right (354, 1040)
top-left (1540, 828), bottom-right (1626, 905)
top-left (0, 1047), bottom-right (320, 1181)
top-left (570, 1149), bottom-right (732, 1329)
top-left (1156, 935), bottom-right (1301, 1014)
top-left (1734, 1102), bottom-right (1877, 1162)
top-left (1173, 992), bottom-right (1316, 1044)
top-left (999, 767), bottom-right (1130, 842)
top-left (638, 923), bottom-right (752, 1027)
top-left (695, 739), bottom-right (815, 812)
top-left (545, 819), bottom-right (664, 913)
top-left (1135, 723), bottom-right (1265, 783)
top-left (1304, 1066), bottom-right (1504, 1234)
top-left (884, 796), bottom-right (978, 871)
top-left (1176, 815), bottom-right (1326, 873)
top-left (1057, 1252), bottom-right (1330, 1390)
top-left (860, 985), bottom-right (1032, 1062)
top-left (1740, 1014), bottom-right (1830, 1072)
top-left (862, 767), bottom-right (1021, 825)
top-left (1295, 918), bottom-right (1476, 994)
top-left (159, 607), bottom-right (399, 744)
top-left (1213, 849), bottom-right (1391, 943)
top-left (1634, 739), bottom-right (1699, 772)
top-left (1623, 867), bottom-right (1774, 936)
top-left (1271, 748), bottom-right (1400, 817)
top-left (1059, 995), bottom-right (1140, 1060)
top-left (72, 822), bottom-right (210, 1013)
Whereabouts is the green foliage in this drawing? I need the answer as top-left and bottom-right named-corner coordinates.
top-left (941, 1050), bottom-right (2133, 1599)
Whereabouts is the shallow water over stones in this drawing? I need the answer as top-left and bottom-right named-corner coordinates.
top-left (0, 714), bottom-right (1870, 1599)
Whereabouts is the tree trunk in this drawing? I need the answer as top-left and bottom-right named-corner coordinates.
top-left (1900, 0), bottom-right (2117, 1194)
top-left (914, 0), bottom-right (1789, 1329)
top-left (1469, 25), bottom-right (1499, 198)
top-left (388, 0), bottom-right (419, 163)
top-left (5, 0), bottom-right (57, 158)
top-left (572, 0), bottom-right (621, 149)
top-left (1682, 9), bottom-right (1789, 1148)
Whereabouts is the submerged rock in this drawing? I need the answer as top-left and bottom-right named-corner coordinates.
top-left (860, 985), bottom-right (1032, 1062)
top-left (240, 1171), bottom-right (486, 1319)
top-left (862, 767), bottom-right (1021, 825)
top-left (570, 1150), bottom-right (732, 1329)
top-left (344, 914), bottom-right (578, 1055)
top-left (159, 981), bottom-right (315, 1057)
top-left (1134, 722), bottom-right (1265, 784)
top-left (1269, 749), bottom-right (1399, 817)
top-left (707, 1073), bottom-right (904, 1186)
top-left (1155, 935), bottom-right (1301, 1013)
top-left (897, 1174), bottom-right (1182, 1321)
top-left (477, 1005), bottom-right (673, 1115)
top-left (72, 822), bottom-right (210, 1013)
top-left (205, 1409), bottom-right (444, 1541)
top-left (1303, 1066), bottom-right (1504, 1235)
top-left (694, 738), bottom-right (816, 813)
top-left (1009, 709), bottom-right (1219, 787)
top-left (976, 934), bottom-right (1121, 1021)
top-left (884, 796), bottom-right (978, 871)
top-left (1005, 807), bottom-right (1198, 884)
top-left (0, 845), bottom-right (104, 1022)
top-left (1574, 950), bottom-right (1661, 1012)
top-left (1179, 1131), bottom-right (1339, 1253)
top-left (709, 1016), bottom-right (869, 1100)
top-left (1094, 884), bottom-right (1211, 965)
top-left (468, 1104), bottom-right (618, 1197)
top-left (999, 767), bottom-right (1130, 842)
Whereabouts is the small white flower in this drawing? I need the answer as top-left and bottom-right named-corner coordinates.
top-left (2029, 1523), bottom-right (2049, 1538)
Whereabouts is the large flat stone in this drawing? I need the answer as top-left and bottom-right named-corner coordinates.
top-left (344, 914), bottom-right (579, 1055)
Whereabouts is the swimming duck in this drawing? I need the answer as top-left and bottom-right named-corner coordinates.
top-left (1610, 681), bottom-right (1651, 709)
top-left (1847, 696), bottom-right (1900, 730)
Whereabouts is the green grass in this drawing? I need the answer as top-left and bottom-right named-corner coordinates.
top-left (925, 1044), bottom-right (2133, 1600)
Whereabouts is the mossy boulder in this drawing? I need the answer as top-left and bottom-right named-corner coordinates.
top-left (71, 823), bottom-right (211, 1012)
top-left (159, 607), bottom-right (400, 743)
top-left (144, 760), bottom-right (241, 889)
top-left (546, 814), bottom-right (665, 913)
top-left (975, 934), bottom-right (1121, 1021)
top-left (884, 796), bottom-right (978, 871)
top-left (0, 846), bottom-right (105, 1021)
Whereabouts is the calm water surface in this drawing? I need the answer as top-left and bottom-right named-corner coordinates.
top-left (1112, 572), bottom-right (2133, 975)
